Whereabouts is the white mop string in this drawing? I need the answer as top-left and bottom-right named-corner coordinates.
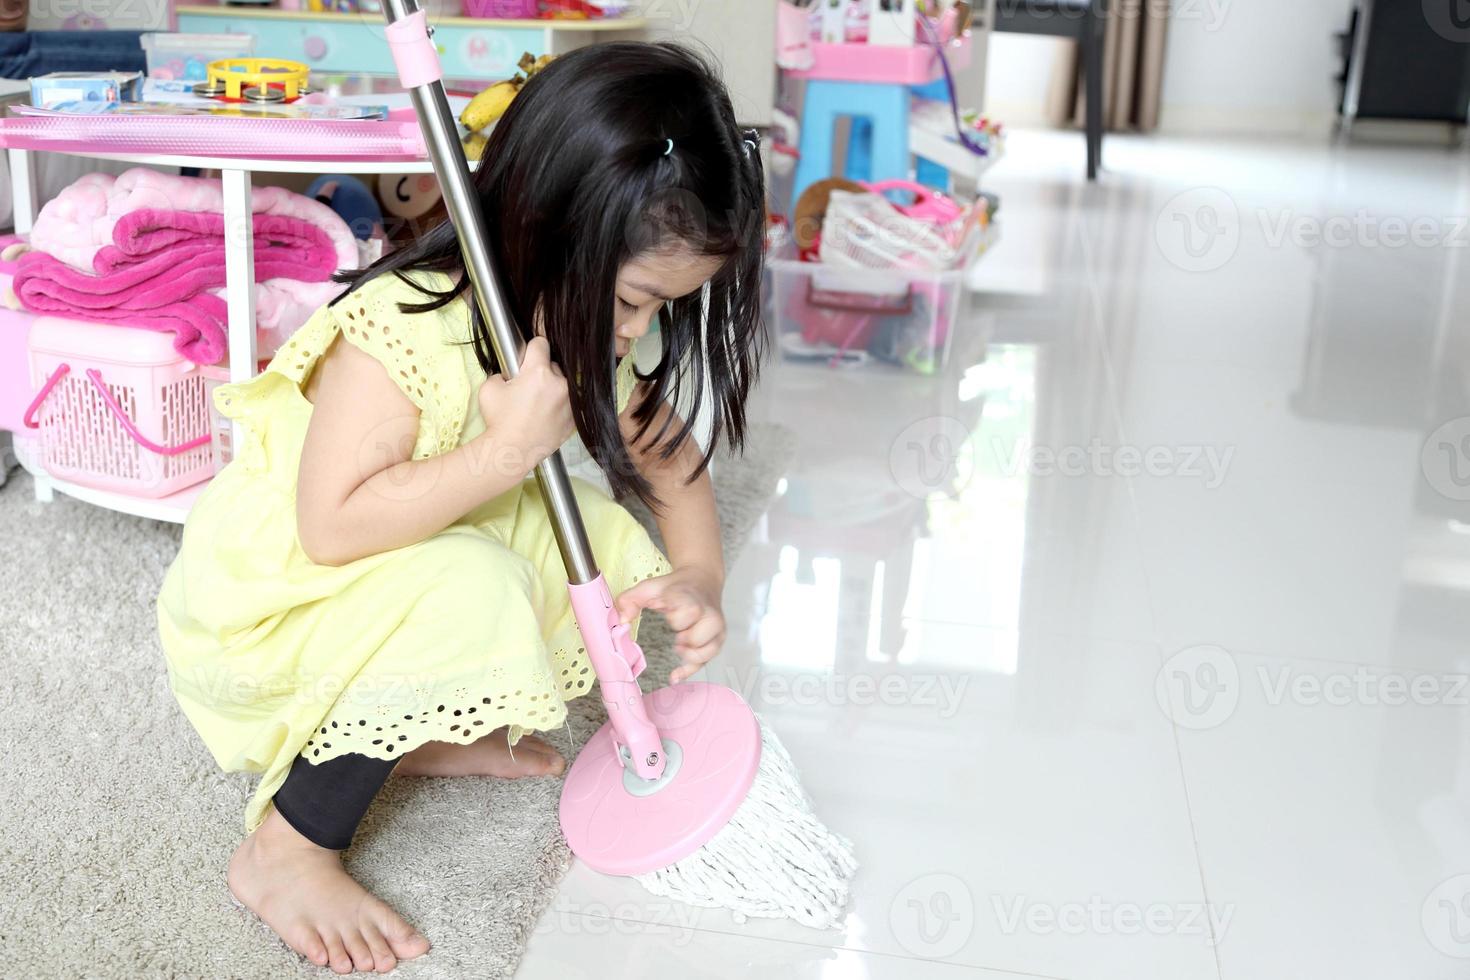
top-left (635, 720), bottom-right (858, 930)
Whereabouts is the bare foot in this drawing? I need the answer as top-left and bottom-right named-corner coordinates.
top-left (228, 808), bottom-right (430, 974)
top-left (397, 729), bottom-right (565, 778)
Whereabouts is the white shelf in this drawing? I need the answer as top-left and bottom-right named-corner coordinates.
top-left (15, 439), bottom-right (208, 524)
top-left (3, 126), bottom-right (464, 526)
top-left (81, 150), bottom-right (441, 175)
top-left (909, 124), bottom-right (1003, 186)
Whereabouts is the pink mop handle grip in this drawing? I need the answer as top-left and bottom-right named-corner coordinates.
top-left (385, 10), bottom-right (443, 88)
top-left (568, 575), bottom-right (666, 781)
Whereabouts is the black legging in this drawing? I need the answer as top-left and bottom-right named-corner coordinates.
top-left (273, 752), bottom-right (400, 850)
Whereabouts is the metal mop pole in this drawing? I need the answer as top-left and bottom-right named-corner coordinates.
top-left (383, 0), bottom-right (596, 584)
top-left (382, 0), bottom-right (667, 780)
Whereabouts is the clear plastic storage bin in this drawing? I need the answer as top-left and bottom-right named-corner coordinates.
top-left (141, 33), bottom-right (255, 82)
top-left (767, 252), bottom-right (967, 375)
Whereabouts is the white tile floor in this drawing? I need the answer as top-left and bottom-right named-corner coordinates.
top-left (519, 130), bottom-right (1470, 979)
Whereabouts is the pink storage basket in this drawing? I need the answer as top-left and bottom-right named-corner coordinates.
top-left (0, 239), bottom-right (38, 434)
top-left (463, 0), bottom-right (539, 16)
top-left (24, 317), bottom-right (214, 498)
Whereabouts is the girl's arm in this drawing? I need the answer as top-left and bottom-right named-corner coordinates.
top-left (296, 335), bottom-right (572, 566)
top-left (613, 385), bottom-right (727, 681)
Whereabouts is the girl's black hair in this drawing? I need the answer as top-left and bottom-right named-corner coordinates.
top-left (335, 41), bottom-right (766, 511)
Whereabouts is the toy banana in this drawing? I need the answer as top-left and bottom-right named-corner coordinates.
top-left (459, 53), bottom-right (556, 134)
top-left (459, 79), bottom-right (520, 133)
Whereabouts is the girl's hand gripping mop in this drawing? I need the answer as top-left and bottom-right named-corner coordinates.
top-left (382, 0), bottom-right (856, 928)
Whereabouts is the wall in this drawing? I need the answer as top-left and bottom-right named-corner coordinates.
top-left (637, 0), bottom-right (776, 126)
top-left (984, 32), bottom-right (1068, 127)
top-left (983, 0), bottom-right (1356, 136)
top-left (1158, 0), bottom-right (1353, 135)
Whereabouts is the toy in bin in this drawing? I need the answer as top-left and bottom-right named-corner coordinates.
top-left (29, 71), bottom-right (142, 109)
top-left (783, 268), bottom-right (954, 374)
top-left (141, 33), bottom-right (255, 82)
top-left (22, 318), bottom-right (216, 498)
top-left (822, 182), bottom-right (986, 272)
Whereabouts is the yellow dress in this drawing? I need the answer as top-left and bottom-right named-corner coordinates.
top-left (157, 271), bottom-right (670, 833)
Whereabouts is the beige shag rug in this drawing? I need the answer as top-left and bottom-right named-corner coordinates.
top-left (0, 423), bottom-right (795, 979)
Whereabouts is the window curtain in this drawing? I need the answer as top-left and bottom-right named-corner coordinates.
top-left (1044, 0), bottom-right (1170, 132)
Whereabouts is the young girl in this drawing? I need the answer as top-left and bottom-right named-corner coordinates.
top-left (157, 43), bottom-right (764, 974)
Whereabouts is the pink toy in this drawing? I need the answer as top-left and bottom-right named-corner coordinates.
top-left (863, 178), bottom-right (964, 223)
top-left (784, 32), bottom-right (970, 85)
top-left (784, 0), bottom-right (970, 85)
top-left (775, 1), bottom-right (816, 70)
top-left (23, 317), bottom-right (214, 497)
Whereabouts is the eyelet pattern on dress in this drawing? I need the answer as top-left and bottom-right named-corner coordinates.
top-left (300, 486), bottom-right (672, 766)
top-left (214, 271), bottom-right (471, 462)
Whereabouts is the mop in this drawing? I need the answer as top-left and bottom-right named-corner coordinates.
top-left (381, 0), bottom-right (857, 929)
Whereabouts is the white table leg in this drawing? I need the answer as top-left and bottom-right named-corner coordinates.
top-left (8, 148), bottom-right (36, 235)
top-left (221, 168), bottom-right (258, 450)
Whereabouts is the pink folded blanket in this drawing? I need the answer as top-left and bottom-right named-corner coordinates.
top-left (97, 208), bottom-right (342, 277)
top-left (15, 210), bottom-right (343, 365)
top-left (27, 168), bottom-right (359, 351)
top-left (16, 274), bottom-right (230, 365)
